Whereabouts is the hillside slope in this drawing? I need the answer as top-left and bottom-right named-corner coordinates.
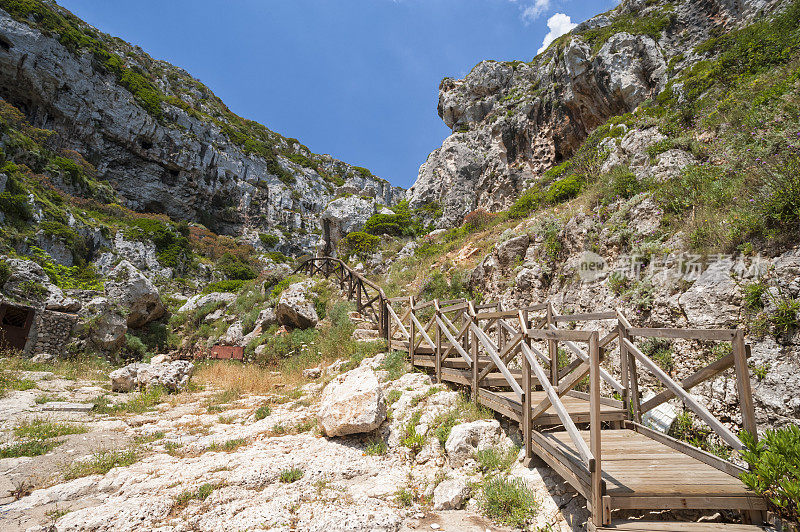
top-left (0, 0), bottom-right (402, 253)
top-left (363, 0), bottom-right (800, 431)
top-left (408, 0), bottom-right (784, 227)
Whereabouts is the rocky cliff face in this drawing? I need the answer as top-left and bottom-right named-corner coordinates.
top-left (408, 0), bottom-right (779, 227)
top-left (0, 1), bottom-right (403, 254)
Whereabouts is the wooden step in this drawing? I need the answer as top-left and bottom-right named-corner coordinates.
top-left (592, 520), bottom-right (766, 531)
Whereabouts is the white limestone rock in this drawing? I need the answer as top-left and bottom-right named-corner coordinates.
top-left (444, 419), bottom-right (505, 467)
top-left (177, 291), bottom-right (237, 314)
top-left (110, 360), bottom-right (194, 392)
top-left (105, 260), bottom-right (165, 328)
top-left (317, 365), bottom-right (386, 437)
top-left (433, 477), bottom-right (469, 510)
top-left (276, 281), bottom-right (319, 329)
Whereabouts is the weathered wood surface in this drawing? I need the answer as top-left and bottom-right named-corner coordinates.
top-left (299, 256), bottom-right (765, 529)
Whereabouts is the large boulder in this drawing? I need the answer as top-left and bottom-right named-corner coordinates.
top-left (317, 365), bottom-right (386, 437)
top-left (105, 260), bottom-right (165, 328)
top-left (444, 419), bottom-right (505, 467)
top-left (433, 477), bottom-right (469, 510)
top-left (110, 360), bottom-right (194, 392)
top-left (496, 234), bottom-right (530, 267)
top-left (77, 297), bottom-right (127, 352)
top-left (177, 292), bottom-right (237, 314)
top-left (319, 195), bottom-right (377, 253)
top-left (276, 281), bottom-right (319, 329)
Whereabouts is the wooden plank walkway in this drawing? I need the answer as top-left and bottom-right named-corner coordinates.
top-left (298, 257), bottom-right (769, 530)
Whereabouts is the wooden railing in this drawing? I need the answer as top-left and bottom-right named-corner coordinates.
top-left (298, 256), bottom-right (759, 526)
top-left (295, 256), bottom-right (389, 338)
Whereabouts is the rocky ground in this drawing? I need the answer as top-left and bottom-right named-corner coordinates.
top-left (0, 339), bottom-right (588, 531)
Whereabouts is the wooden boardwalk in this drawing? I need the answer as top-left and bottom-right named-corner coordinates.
top-left (298, 257), bottom-right (768, 530)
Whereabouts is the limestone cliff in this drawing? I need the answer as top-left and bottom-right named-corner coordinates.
top-left (0, 1), bottom-right (403, 254)
top-left (408, 0), bottom-right (781, 227)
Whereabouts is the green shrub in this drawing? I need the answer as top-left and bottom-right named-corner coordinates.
top-left (432, 410), bottom-right (458, 446)
top-left (395, 487), bottom-right (415, 507)
top-left (14, 418), bottom-right (87, 440)
top-left (63, 449), bottom-right (139, 479)
top-left (669, 411), bottom-right (730, 458)
top-left (363, 212), bottom-right (409, 236)
top-left (740, 425), bottom-right (800, 523)
top-left (640, 337), bottom-right (674, 374)
top-left (743, 281), bottom-right (768, 311)
top-left (772, 297), bottom-right (800, 333)
top-left (386, 389), bottom-right (402, 405)
top-left (401, 411), bottom-right (425, 453)
top-left (279, 467), bottom-right (304, 483)
top-left (760, 155), bottom-right (800, 233)
top-left (0, 192), bottom-right (33, 223)
top-left (0, 439), bottom-right (60, 458)
top-left (364, 439), bottom-right (388, 456)
top-left (508, 186), bottom-right (544, 219)
top-left (216, 252), bottom-right (257, 280)
top-left (131, 322), bottom-right (170, 354)
top-left (259, 233), bottom-right (279, 248)
top-left (124, 334), bottom-right (148, 359)
top-left (420, 270), bottom-right (468, 302)
top-left (338, 231), bottom-right (379, 259)
top-left (601, 166), bottom-right (643, 204)
top-left (378, 351), bottom-right (409, 381)
top-left (480, 477), bottom-right (538, 528)
top-left (202, 279), bottom-right (246, 294)
top-left (475, 445), bottom-right (520, 474)
top-left (174, 483), bottom-right (216, 509)
top-left (545, 174), bottom-right (583, 204)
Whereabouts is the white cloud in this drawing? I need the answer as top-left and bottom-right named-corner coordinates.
top-left (508, 0), bottom-right (551, 23)
top-left (519, 0), bottom-right (551, 23)
top-left (537, 12), bottom-right (577, 55)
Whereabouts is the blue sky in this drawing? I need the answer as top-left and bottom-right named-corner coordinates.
top-left (58, 0), bottom-right (618, 188)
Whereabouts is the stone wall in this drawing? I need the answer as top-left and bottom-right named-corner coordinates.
top-left (28, 310), bottom-right (79, 356)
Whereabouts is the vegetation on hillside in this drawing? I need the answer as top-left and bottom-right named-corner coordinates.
top-left (0, 0), bottom-right (385, 190)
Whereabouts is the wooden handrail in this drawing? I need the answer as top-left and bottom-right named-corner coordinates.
top-left (548, 325), bottom-right (625, 395)
top-left (299, 256), bottom-right (758, 494)
top-left (622, 338), bottom-right (743, 450)
top-left (470, 322), bottom-right (524, 399)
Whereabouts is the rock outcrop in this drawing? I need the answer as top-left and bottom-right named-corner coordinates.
top-left (320, 195), bottom-right (378, 254)
top-left (105, 260), bottom-right (165, 328)
top-left (276, 281), bottom-right (319, 329)
top-left (0, 4), bottom-right (402, 253)
top-left (110, 360), bottom-right (194, 392)
top-left (77, 297), bottom-right (127, 352)
top-left (444, 419), bottom-right (506, 467)
top-left (317, 365), bottom-right (386, 437)
top-left (406, 0), bottom-right (770, 227)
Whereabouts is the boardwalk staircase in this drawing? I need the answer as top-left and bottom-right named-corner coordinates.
top-left (297, 257), bottom-right (769, 531)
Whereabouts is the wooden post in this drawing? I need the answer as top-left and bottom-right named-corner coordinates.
top-left (435, 300), bottom-right (442, 383)
top-left (497, 301), bottom-right (504, 352)
top-left (347, 272), bottom-right (353, 300)
top-left (618, 322), bottom-right (630, 412)
top-left (522, 332), bottom-right (532, 465)
top-left (733, 330), bottom-right (758, 442)
top-left (384, 299), bottom-right (390, 343)
top-left (588, 331), bottom-right (605, 526)
top-left (356, 280), bottom-right (362, 314)
top-left (471, 308), bottom-right (479, 404)
top-left (409, 296), bottom-right (416, 366)
top-left (547, 302), bottom-right (558, 386)
top-left (627, 331), bottom-right (642, 424)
